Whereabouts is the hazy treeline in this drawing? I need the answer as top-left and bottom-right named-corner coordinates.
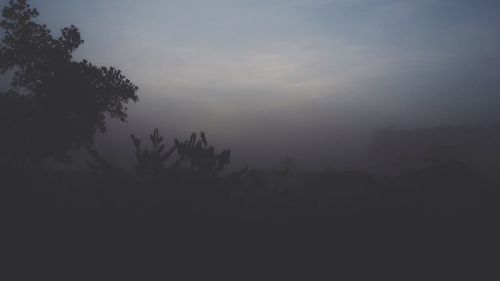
top-left (365, 124), bottom-right (500, 175)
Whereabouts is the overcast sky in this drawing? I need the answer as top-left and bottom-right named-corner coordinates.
top-left (2, 0), bottom-right (500, 169)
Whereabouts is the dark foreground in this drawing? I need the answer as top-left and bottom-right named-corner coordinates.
top-left (3, 160), bottom-right (500, 219)
top-left (2, 160), bottom-right (500, 279)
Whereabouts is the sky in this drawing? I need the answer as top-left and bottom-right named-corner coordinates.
top-left (2, 0), bottom-right (500, 169)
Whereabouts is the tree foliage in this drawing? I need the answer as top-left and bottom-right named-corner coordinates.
top-left (0, 0), bottom-right (138, 166)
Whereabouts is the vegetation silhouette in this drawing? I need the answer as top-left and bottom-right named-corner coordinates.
top-left (0, 0), bottom-right (138, 168)
top-left (130, 128), bottom-right (178, 176)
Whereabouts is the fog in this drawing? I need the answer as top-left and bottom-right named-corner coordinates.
top-left (4, 0), bottom-right (500, 171)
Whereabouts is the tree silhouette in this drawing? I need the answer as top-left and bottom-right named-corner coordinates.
top-left (0, 0), bottom-right (138, 167)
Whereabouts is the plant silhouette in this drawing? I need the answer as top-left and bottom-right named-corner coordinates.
top-left (0, 0), bottom-right (138, 167)
top-left (175, 131), bottom-right (231, 177)
top-left (129, 129), bottom-right (232, 178)
top-left (131, 128), bottom-right (178, 176)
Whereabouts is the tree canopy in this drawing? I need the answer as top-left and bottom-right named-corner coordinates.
top-left (0, 0), bottom-right (138, 167)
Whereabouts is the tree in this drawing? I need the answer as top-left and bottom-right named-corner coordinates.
top-left (0, 0), bottom-right (138, 167)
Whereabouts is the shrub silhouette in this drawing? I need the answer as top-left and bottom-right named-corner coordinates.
top-left (0, 0), bottom-right (138, 167)
top-left (129, 129), bottom-right (232, 179)
top-left (175, 131), bottom-right (231, 177)
top-left (131, 128), bottom-right (177, 176)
